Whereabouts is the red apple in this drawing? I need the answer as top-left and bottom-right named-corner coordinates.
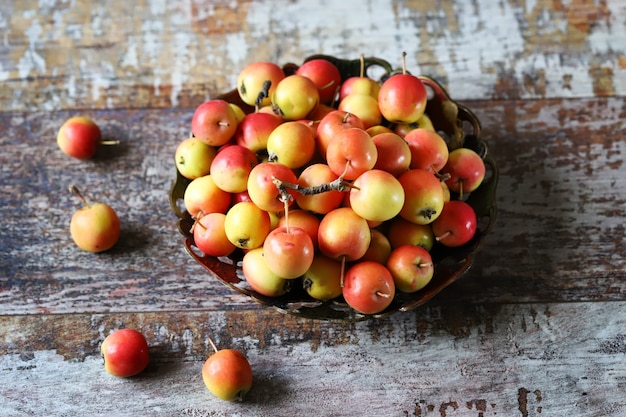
top-left (266, 121), bottom-right (316, 169)
top-left (371, 132), bottom-right (412, 177)
top-left (378, 63), bottom-right (428, 124)
top-left (349, 169), bottom-right (405, 222)
top-left (69, 185), bottom-right (120, 253)
top-left (296, 58), bottom-right (342, 105)
top-left (342, 261), bottom-right (395, 315)
top-left (235, 112), bottom-right (283, 153)
top-left (237, 61), bottom-right (285, 108)
top-left (398, 168), bottom-right (445, 225)
top-left (57, 116), bottom-right (106, 159)
top-left (191, 99), bottom-right (239, 146)
top-left (441, 148), bottom-right (486, 197)
top-left (193, 212), bottom-right (236, 257)
top-left (183, 174), bottom-right (231, 219)
top-left (263, 226), bottom-right (314, 279)
top-left (386, 245), bottom-right (434, 293)
top-left (316, 110), bottom-right (365, 156)
top-left (326, 127), bottom-right (378, 180)
top-left (246, 162), bottom-right (298, 212)
top-left (361, 228), bottom-right (392, 264)
top-left (294, 163), bottom-right (344, 215)
top-left (242, 247), bottom-right (290, 297)
top-left (210, 144), bottom-right (258, 193)
top-left (101, 329), bottom-right (149, 378)
top-left (317, 207), bottom-right (371, 262)
top-left (404, 128), bottom-right (449, 173)
top-left (387, 216), bottom-right (435, 251)
top-left (276, 209), bottom-right (320, 248)
top-left (431, 200), bottom-right (477, 247)
top-left (202, 339), bottom-right (253, 402)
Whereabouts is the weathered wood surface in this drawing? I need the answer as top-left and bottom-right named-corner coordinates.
top-left (1, 0), bottom-right (626, 416)
top-left (1, 0), bottom-right (625, 112)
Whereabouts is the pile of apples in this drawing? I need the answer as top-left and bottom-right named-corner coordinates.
top-left (175, 54), bottom-right (486, 316)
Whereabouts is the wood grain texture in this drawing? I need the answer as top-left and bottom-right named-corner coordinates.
top-left (1, 0), bottom-right (625, 112)
top-left (2, 303), bottom-right (626, 416)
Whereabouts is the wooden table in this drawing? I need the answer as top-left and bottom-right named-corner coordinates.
top-left (1, 1), bottom-right (625, 416)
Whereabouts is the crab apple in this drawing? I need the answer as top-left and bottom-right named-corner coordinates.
top-left (69, 185), bottom-right (120, 253)
top-left (386, 245), bottom-right (434, 293)
top-left (392, 114), bottom-right (435, 137)
top-left (306, 102), bottom-right (336, 122)
top-left (366, 125), bottom-right (394, 136)
top-left (349, 169), bottom-right (405, 222)
top-left (441, 148), bottom-right (486, 197)
top-left (235, 112), bottom-right (283, 153)
top-left (398, 168), bottom-right (445, 225)
top-left (193, 212), bottom-right (236, 258)
top-left (342, 261), bottom-right (395, 315)
top-left (101, 329), bottom-right (149, 378)
top-left (247, 162), bottom-right (298, 212)
top-left (441, 180), bottom-right (451, 203)
top-left (183, 174), bottom-right (231, 219)
top-left (202, 339), bottom-right (253, 402)
top-left (191, 99), bottom-right (239, 146)
top-left (316, 110), bottom-right (365, 156)
top-left (431, 200), bottom-right (477, 247)
top-left (231, 190), bottom-right (252, 205)
top-left (338, 93), bottom-right (382, 129)
top-left (339, 76), bottom-right (381, 101)
top-left (266, 121), bottom-right (315, 169)
top-left (361, 228), bottom-right (392, 264)
top-left (296, 58), bottom-right (342, 105)
top-left (295, 163), bottom-right (344, 214)
top-left (317, 207), bottom-right (371, 262)
top-left (57, 116), bottom-right (108, 159)
top-left (371, 132), bottom-right (412, 177)
top-left (326, 127), bottom-right (378, 180)
top-left (175, 137), bottom-right (217, 180)
top-left (378, 70), bottom-right (428, 124)
top-left (387, 217), bottom-right (435, 251)
top-left (224, 201), bottom-right (271, 249)
top-left (263, 226), bottom-right (314, 279)
top-left (242, 248), bottom-right (289, 297)
top-left (237, 61), bottom-right (285, 108)
top-left (271, 74), bottom-right (319, 121)
top-left (404, 128), bottom-right (449, 173)
top-left (277, 209), bottom-right (320, 248)
top-left (302, 254), bottom-right (343, 301)
top-left (229, 104), bottom-right (246, 124)
top-left (210, 144), bottom-right (258, 193)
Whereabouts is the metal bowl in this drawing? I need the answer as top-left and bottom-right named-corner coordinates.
top-left (169, 55), bottom-right (498, 322)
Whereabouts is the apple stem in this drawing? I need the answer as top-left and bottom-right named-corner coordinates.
top-left (272, 176), bottom-right (353, 199)
top-left (340, 256), bottom-right (346, 288)
top-left (375, 291), bottom-right (392, 299)
top-left (208, 336), bottom-right (219, 354)
top-left (419, 262), bottom-right (433, 269)
top-left (435, 230), bottom-right (452, 242)
top-left (283, 198), bottom-right (290, 234)
top-left (458, 180), bottom-right (464, 200)
top-left (100, 140), bottom-right (120, 146)
top-left (401, 51), bottom-right (407, 75)
top-left (68, 184), bottom-right (90, 207)
top-left (359, 53), bottom-right (365, 78)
